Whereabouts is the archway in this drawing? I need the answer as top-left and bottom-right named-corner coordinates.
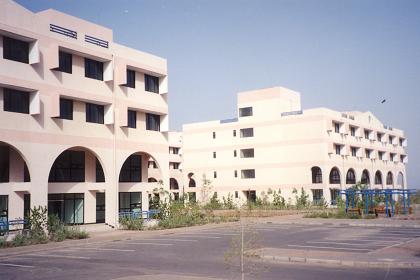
top-left (397, 172), bottom-right (404, 188)
top-left (329, 167), bottom-right (341, 185)
top-left (374, 171), bottom-right (383, 186)
top-left (386, 172), bottom-right (393, 186)
top-left (188, 172), bottom-right (196, 188)
top-left (311, 166), bottom-right (322, 184)
top-left (48, 147), bottom-right (106, 224)
top-left (148, 177), bottom-right (158, 183)
top-left (346, 169), bottom-right (356, 185)
top-left (170, 178), bottom-right (179, 190)
top-left (361, 169), bottom-right (370, 186)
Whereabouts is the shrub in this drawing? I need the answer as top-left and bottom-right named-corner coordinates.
top-left (293, 188), bottom-right (310, 209)
top-left (27, 206), bottom-right (48, 244)
top-left (12, 232), bottom-right (30, 247)
top-left (222, 193), bottom-right (236, 210)
top-left (204, 193), bottom-right (223, 210)
top-left (48, 214), bottom-right (66, 242)
top-left (119, 216), bottom-right (144, 231)
top-left (64, 226), bottom-right (89, 239)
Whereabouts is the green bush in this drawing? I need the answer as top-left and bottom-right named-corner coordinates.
top-left (12, 233), bottom-right (30, 247)
top-left (119, 216), bottom-right (144, 230)
top-left (222, 193), bottom-right (236, 210)
top-left (48, 214), bottom-right (66, 242)
top-left (64, 226), bottom-right (89, 239)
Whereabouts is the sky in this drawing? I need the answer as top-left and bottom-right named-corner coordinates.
top-left (15, 0), bottom-right (420, 187)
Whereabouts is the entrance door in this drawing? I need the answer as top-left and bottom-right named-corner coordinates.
top-left (96, 192), bottom-right (105, 223)
top-left (24, 194), bottom-right (30, 229)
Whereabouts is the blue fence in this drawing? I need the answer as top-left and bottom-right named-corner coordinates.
top-left (118, 210), bottom-right (160, 220)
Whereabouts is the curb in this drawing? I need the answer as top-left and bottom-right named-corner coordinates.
top-left (261, 254), bottom-right (420, 268)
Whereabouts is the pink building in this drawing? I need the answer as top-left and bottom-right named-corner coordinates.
top-left (0, 0), bottom-right (169, 227)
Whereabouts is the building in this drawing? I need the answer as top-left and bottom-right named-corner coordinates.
top-left (0, 0), bottom-right (169, 227)
top-left (182, 87), bottom-right (408, 206)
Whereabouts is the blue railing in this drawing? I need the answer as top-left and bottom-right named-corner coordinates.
top-left (0, 219), bottom-right (27, 235)
top-left (85, 35), bottom-right (109, 48)
top-left (119, 210), bottom-right (160, 220)
top-left (50, 24), bottom-right (77, 39)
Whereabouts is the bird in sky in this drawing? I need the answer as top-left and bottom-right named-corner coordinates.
top-left (381, 99), bottom-right (386, 104)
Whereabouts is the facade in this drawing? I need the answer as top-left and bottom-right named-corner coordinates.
top-left (182, 87), bottom-right (408, 206)
top-left (0, 0), bottom-right (169, 227)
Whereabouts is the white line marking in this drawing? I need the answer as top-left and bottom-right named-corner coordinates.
top-left (287, 245), bottom-right (371, 251)
top-left (186, 232), bottom-right (237, 236)
top-left (307, 241), bottom-right (386, 247)
top-left (177, 235), bottom-right (221, 239)
top-left (0, 263), bottom-right (35, 268)
top-left (26, 254), bottom-right (91, 260)
top-left (140, 238), bottom-right (198, 242)
top-left (124, 242), bottom-right (174, 246)
top-left (77, 247), bottom-right (135, 252)
top-left (324, 238), bottom-right (396, 243)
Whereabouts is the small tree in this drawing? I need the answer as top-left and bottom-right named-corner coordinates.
top-left (27, 206), bottom-right (48, 243)
top-left (223, 193), bottom-right (236, 210)
top-left (200, 174), bottom-right (213, 204)
top-left (272, 190), bottom-right (286, 209)
top-left (293, 187), bottom-right (310, 209)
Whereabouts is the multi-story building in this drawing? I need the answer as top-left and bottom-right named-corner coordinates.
top-left (182, 87), bottom-right (407, 205)
top-left (0, 0), bottom-right (169, 227)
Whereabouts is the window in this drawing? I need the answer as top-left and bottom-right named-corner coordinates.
top-left (375, 171), bottom-right (382, 185)
top-left (377, 132), bottom-right (383, 142)
top-left (311, 166), bottom-right (322, 184)
top-left (84, 58), bottom-right (103, 80)
top-left (378, 151), bottom-right (384, 160)
top-left (399, 138), bottom-right (404, 146)
top-left (386, 172), bottom-right (393, 185)
top-left (48, 193), bottom-right (84, 224)
top-left (329, 167), bottom-right (340, 184)
top-left (213, 152), bottom-right (216, 158)
top-left (334, 144), bottom-right (342, 155)
top-left (361, 170), bottom-right (370, 185)
top-left (86, 103), bottom-right (104, 124)
top-left (148, 161), bottom-right (157, 169)
top-left (346, 169), bottom-right (356, 184)
top-left (127, 110), bottom-right (137, 128)
top-left (240, 148), bottom-right (254, 158)
top-left (312, 189), bottom-right (323, 205)
top-left (3, 88), bottom-right (29, 114)
top-left (389, 135), bottom-right (394, 144)
top-left (48, 150), bottom-right (85, 182)
top-left (59, 98), bottom-right (73, 120)
top-left (213, 171), bottom-right (217, 178)
top-left (350, 126), bottom-right (356, 137)
top-left (333, 122), bottom-right (340, 133)
top-left (0, 146), bottom-right (10, 183)
top-left (240, 128), bottom-right (254, 138)
top-left (364, 129), bottom-right (370, 140)
top-left (235, 191), bottom-right (239, 198)
top-left (119, 192), bottom-right (141, 212)
top-left (0, 195), bottom-right (8, 221)
top-left (351, 147), bottom-right (357, 157)
top-left (119, 154), bottom-right (141, 182)
top-left (330, 189), bottom-right (340, 205)
top-left (365, 149), bottom-right (371, 159)
top-left (24, 163), bottom-right (30, 182)
top-left (400, 155), bottom-right (406, 163)
top-left (145, 74), bottom-right (159, 93)
top-left (390, 153), bottom-right (396, 161)
top-left (171, 162), bottom-right (180, 169)
top-left (213, 132), bottom-right (216, 139)
top-left (188, 192), bottom-right (196, 202)
top-left (234, 170), bottom-right (238, 178)
top-left (126, 69), bottom-right (135, 88)
top-left (170, 178), bottom-right (179, 190)
top-left (239, 107), bottom-right (253, 117)
top-left (57, 51), bottom-right (72, 73)
top-left (146, 113), bottom-right (160, 131)
top-left (241, 169), bottom-right (255, 179)
top-left (3, 36), bottom-right (29, 64)
top-left (189, 178), bottom-right (196, 188)
top-left (171, 147), bottom-right (180, 154)
top-left (233, 130), bottom-right (236, 137)
top-left (96, 158), bottom-right (105, 182)
top-left (234, 150), bottom-right (237, 157)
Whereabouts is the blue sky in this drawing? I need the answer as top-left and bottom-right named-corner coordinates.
top-left (16, 0), bottom-right (420, 187)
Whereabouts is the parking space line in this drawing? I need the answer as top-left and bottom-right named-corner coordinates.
top-left (77, 247), bottom-right (135, 252)
top-left (0, 263), bottom-right (35, 268)
top-left (177, 235), bottom-right (221, 239)
top-left (131, 238), bottom-right (198, 242)
top-left (324, 238), bottom-right (397, 243)
top-left (307, 241), bottom-right (386, 247)
top-left (188, 232), bottom-right (237, 236)
top-left (25, 253), bottom-right (91, 260)
top-left (124, 242), bottom-right (174, 246)
top-left (287, 244), bottom-right (371, 252)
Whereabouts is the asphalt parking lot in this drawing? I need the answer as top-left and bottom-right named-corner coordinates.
top-left (1, 223), bottom-right (419, 280)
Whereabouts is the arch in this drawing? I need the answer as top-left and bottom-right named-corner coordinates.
top-left (170, 178), bottom-right (179, 190)
top-left (374, 170), bottom-right (383, 185)
top-left (361, 169), bottom-right (370, 185)
top-left (119, 151), bottom-right (161, 183)
top-left (188, 172), bottom-right (196, 188)
top-left (397, 172), bottom-right (404, 187)
top-left (0, 141), bottom-right (31, 183)
top-left (329, 167), bottom-right (341, 184)
top-left (346, 168), bottom-right (356, 185)
top-left (386, 171), bottom-right (393, 186)
top-left (311, 166), bottom-right (322, 184)
top-left (48, 147), bottom-right (106, 183)
top-left (148, 177), bottom-right (157, 183)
